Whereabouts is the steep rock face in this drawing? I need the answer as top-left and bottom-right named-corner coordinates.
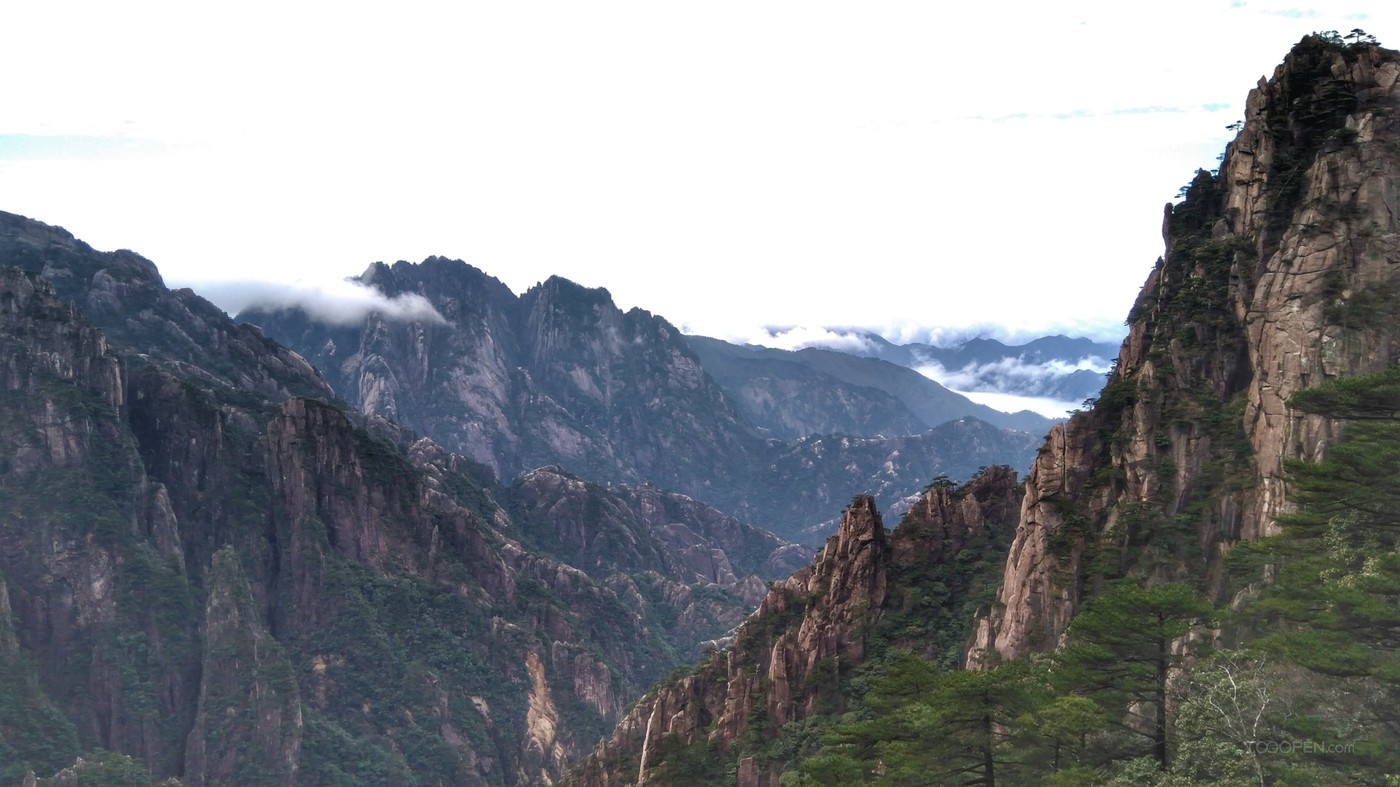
top-left (0, 269), bottom-right (201, 777)
top-left (0, 211), bottom-right (332, 403)
top-left (1232, 43), bottom-right (1400, 537)
top-left (565, 468), bottom-right (1023, 786)
top-left (507, 467), bottom-right (818, 659)
top-left (968, 38), bottom-right (1400, 665)
top-left (184, 547), bottom-right (302, 786)
top-left (509, 468), bottom-right (811, 584)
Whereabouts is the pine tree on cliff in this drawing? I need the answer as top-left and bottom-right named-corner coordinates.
top-left (1055, 583), bottom-right (1212, 770)
top-left (1241, 365), bottom-right (1400, 775)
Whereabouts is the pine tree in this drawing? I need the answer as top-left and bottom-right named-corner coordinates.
top-left (1056, 582), bottom-right (1212, 770)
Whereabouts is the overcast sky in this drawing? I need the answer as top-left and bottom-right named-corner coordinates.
top-left (2, 1), bottom-right (1396, 347)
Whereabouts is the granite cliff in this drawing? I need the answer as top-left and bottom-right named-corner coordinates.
top-left (565, 468), bottom-right (1023, 785)
top-left (967, 35), bottom-right (1400, 665)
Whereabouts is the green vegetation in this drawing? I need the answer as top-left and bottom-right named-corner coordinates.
top-left (32, 749), bottom-right (164, 786)
top-left (788, 583), bottom-right (1213, 785)
top-left (0, 593), bottom-right (82, 784)
top-left (632, 475), bottom-right (1020, 782)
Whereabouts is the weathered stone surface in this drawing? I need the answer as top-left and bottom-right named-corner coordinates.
top-left (566, 469), bottom-right (1023, 785)
top-left (184, 547), bottom-right (302, 786)
top-left (968, 38), bottom-right (1400, 666)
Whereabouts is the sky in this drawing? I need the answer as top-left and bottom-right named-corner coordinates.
top-left (2, 1), bottom-right (1397, 350)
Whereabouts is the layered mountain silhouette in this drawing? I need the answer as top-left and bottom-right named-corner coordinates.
top-left (239, 260), bottom-right (1043, 541)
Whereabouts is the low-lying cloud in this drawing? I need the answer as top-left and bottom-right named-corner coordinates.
top-left (703, 325), bottom-right (880, 354)
top-left (918, 355), bottom-right (1109, 389)
top-left (953, 390), bottom-right (1083, 420)
top-left (916, 355), bottom-right (1111, 400)
top-left (191, 278), bottom-right (447, 326)
top-left (692, 319), bottom-right (1129, 352)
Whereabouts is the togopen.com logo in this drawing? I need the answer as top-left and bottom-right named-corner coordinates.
top-left (1246, 739), bottom-right (1357, 756)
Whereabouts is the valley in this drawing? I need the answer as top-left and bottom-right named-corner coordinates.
top-left (0, 28), bottom-right (1397, 787)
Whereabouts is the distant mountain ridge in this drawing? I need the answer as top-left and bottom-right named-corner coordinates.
top-left (239, 259), bottom-right (1043, 541)
top-left (685, 335), bottom-right (1055, 437)
top-left (758, 329), bottom-right (1120, 407)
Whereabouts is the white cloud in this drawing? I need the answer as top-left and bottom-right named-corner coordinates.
top-left (198, 279), bottom-right (447, 326)
top-left (952, 390), bottom-right (1082, 420)
top-left (916, 356), bottom-right (1111, 392)
top-left (702, 326), bottom-right (879, 353)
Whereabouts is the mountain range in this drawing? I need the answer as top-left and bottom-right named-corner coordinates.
top-left (2, 31), bottom-right (1397, 787)
top-left (237, 261), bottom-right (1045, 543)
top-left (0, 214), bottom-right (822, 784)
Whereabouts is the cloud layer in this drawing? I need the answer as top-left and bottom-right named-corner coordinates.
top-left (916, 355), bottom-right (1111, 397)
top-left (196, 279), bottom-right (447, 326)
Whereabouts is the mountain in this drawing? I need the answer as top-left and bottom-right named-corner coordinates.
top-left (683, 336), bottom-right (1054, 438)
top-left (0, 214), bottom-right (814, 785)
top-left (565, 34), bottom-right (1400, 784)
top-left (810, 331), bottom-right (1120, 405)
top-left (565, 469), bottom-right (1024, 786)
top-left (908, 335), bottom-right (1119, 403)
top-left (240, 261), bottom-right (1041, 541)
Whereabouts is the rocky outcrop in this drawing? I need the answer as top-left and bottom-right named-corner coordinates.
top-left (566, 468), bottom-right (1024, 785)
top-left (0, 211), bottom-right (333, 403)
top-left (520, 650), bottom-right (572, 783)
top-left (184, 547), bottom-right (302, 786)
top-left (564, 498), bottom-right (890, 787)
top-left (968, 36), bottom-right (1400, 666)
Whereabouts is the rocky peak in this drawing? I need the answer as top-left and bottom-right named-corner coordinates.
top-left (566, 472), bottom-right (1025, 785)
top-left (564, 498), bottom-right (894, 786)
top-left (890, 466), bottom-right (1021, 570)
top-left (0, 267), bottom-right (124, 415)
top-left (0, 211), bottom-right (332, 402)
top-left (968, 36), bottom-right (1400, 666)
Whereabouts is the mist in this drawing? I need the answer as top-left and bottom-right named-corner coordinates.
top-left (916, 355), bottom-right (1112, 397)
top-left (189, 278), bottom-right (447, 326)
